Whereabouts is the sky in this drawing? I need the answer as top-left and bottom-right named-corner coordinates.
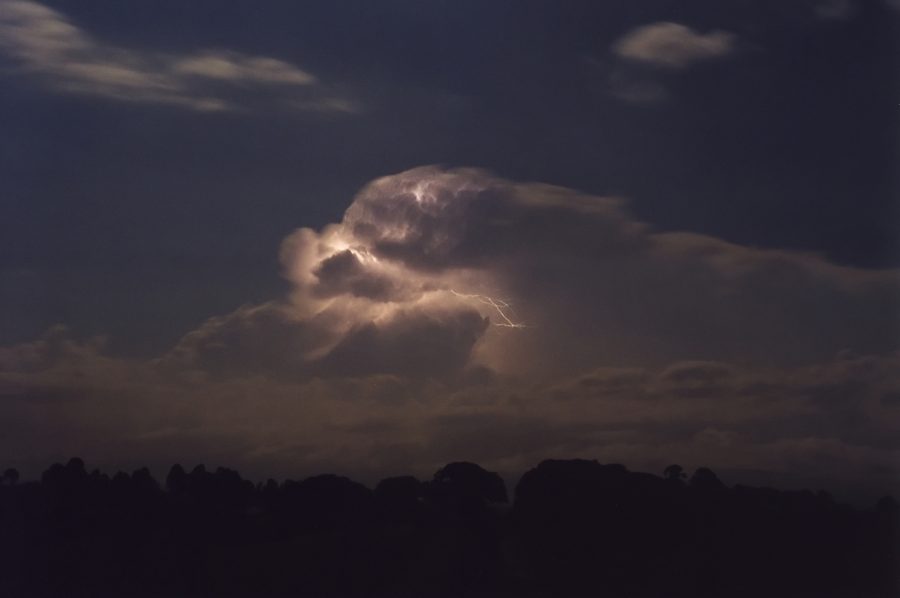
top-left (1, 0), bottom-right (899, 500)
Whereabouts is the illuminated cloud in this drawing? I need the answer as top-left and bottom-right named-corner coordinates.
top-left (0, 0), bottom-right (355, 112)
top-left (613, 22), bottom-right (736, 69)
top-left (150, 165), bottom-right (898, 385)
top-left (1, 167), bottom-right (897, 496)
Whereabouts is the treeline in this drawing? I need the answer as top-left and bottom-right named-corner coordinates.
top-left (0, 458), bottom-right (897, 597)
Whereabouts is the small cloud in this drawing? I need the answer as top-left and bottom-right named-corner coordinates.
top-left (613, 22), bottom-right (736, 69)
top-left (0, 0), bottom-right (355, 113)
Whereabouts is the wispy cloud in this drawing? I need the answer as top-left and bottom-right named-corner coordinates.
top-left (0, 0), bottom-right (356, 113)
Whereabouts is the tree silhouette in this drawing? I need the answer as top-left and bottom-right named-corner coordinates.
top-left (428, 461), bottom-right (508, 505)
top-left (0, 456), bottom-right (894, 598)
top-left (166, 463), bottom-right (188, 493)
top-left (689, 467), bottom-right (725, 491)
top-left (663, 464), bottom-right (687, 482)
top-left (2, 467), bottom-right (18, 485)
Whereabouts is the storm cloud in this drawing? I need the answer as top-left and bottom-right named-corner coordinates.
top-left (272, 166), bottom-right (897, 379)
top-left (1, 167), bottom-right (897, 497)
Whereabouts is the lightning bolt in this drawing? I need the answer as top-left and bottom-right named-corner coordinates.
top-left (450, 290), bottom-right (526, 328)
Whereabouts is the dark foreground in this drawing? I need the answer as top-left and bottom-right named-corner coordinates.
top-left (0, 458), bottom-right (897, 597)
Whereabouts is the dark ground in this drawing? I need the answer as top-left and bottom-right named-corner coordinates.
top-left (1, 458), bottom-right (897, 597)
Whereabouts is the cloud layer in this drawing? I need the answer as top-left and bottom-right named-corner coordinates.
top-left (0, 0), bottom-right (355, 112)
top-left (1, 166), bottom-right (898, 498)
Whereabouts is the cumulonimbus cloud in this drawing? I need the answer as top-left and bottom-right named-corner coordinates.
top-left (256, 165), bottom-right (897, 380)
top-left (1, 166), bottom-right (898, 495)
top-left (0, 0), bottom-right (356, 112)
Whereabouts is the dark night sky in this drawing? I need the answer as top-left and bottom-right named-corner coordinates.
top-left (3, 0), bottom-right (897, 353)
top-left (0, 0), bottom-right (898, 497)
